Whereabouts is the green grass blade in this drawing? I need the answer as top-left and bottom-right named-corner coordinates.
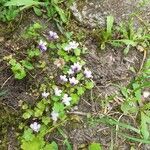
top-left (112, 39), bottom-right (137, 46)
top-left (107, 15), bottom-right (114, 36)
top-left (94, 117), bottom-right (141, 134)
top-left (4, 0), bottom-right (44, 7)
top-left (119, 133), bottom-right (150, 144)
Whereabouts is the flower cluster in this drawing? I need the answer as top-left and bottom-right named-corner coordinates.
top-left (22, 31), bottom-right (94, 138)
top-left (59, 61), bottom-right (92, 87)
top-left (38, 31), bottom-right (59, 52)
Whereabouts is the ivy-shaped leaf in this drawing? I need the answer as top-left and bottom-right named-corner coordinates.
top-left (42, 116), bottom-right (51, 125)
top-left (88, 142), bottom-right (102, 150)
top-left (74, 49), bottom-right (81, 56)
top-left (85, 81), bottom-right (94, 89)
top-left (77, 87), bottom-right (85, 96)
top-left (70, 93), bottom-right (80, 104)
top-left (22, 109), bottom-right (33, 119)
top-left (22, 128), bottom-right (34, 142)
top-left (21, 137), bottom-right (44, 150)
top-left (43, 141), bottom-right (58, 150)
top-left (53, 102), bottom-right (64, 112)
top-left (21, 60), bottom-right (34, 70)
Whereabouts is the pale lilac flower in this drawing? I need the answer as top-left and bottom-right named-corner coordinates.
top-left (54, 87), bottom-right (62, 96)
top-left (30, 122), bottom-right (41, 132)
top-left (49, 31), bottom-right (59, 40)
top-left (60, 75), bottom-right (68, 82)
top-left (67, 68), bottom-right (74, 75)
top-left (84, 68), bottom-right (93, 78)
top-left (38, 40), bottom-right (47, 52)
top-left (64, 41), bottom-right (79, 52)
top-left (42, 91), bottom-right (50, 98)
top-left (62, 94), bottom-right (72, 106)
top-left (64, 45), bottom-right (72, 52)
top-left (51, 111), bottom-right (59, 122)
top-left (69, 77), bottom-right (79, 85)
top-left (143, 91), bottom-right (150, 98)
top-left (71, 62), bottom-right (82, 73)
top-left (69, 41), bottom-right (79, 49)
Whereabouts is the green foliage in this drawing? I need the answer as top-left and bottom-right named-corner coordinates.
top-left (4, 47), bottom-right (40, 79)
top-left (120, 58), bottom-right (150, 140)
top-left (139, 0), bottom-right (150, 6)
top-left (23, 23), bottom-right (42, 39)
top-left (88, 116), bottom-right (150, 144)
top-left (43, 141), bottom-right (58, 150)
top-left (6, 58), bottom-right (26, 79)
top-left (88, 57), bottom-right (150, 144)
top-left (0, 0), bottom-right (72, 23)
top-left (21, 131), bottom-right (58, 150)
top-left (19, 23), bottom-right (94, 149)
top-left (85, 81), bottom-right (94, 89)
top-left (3, 23), bottom-right (43, 79)
top-left (53, 3), bottom-right (67, 23)
top-left (100, 15), bottom-right (114, 49)
top-left (0, 0), bottom-right (18, 22)
top-left (58, 128), bottom-right (72, 149)
top-left (88, 142), bottom-right (102, 150)
top-left (112, 21), bottom-right (149, 54)
top-left (99, 16), bottom-right (149, 54)
top-left (140, 112), bottom-right (150, 140)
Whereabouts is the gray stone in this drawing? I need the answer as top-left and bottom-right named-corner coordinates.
top-left (70, 0), bottom-right (150, 27)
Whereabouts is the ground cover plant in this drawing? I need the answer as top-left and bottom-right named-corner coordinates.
top-left (16, 24), bottom-right (94, 149)
top-left (0, 0), bottom-right (150, 149)
top-left (0, 0), bottom-right (73, 23)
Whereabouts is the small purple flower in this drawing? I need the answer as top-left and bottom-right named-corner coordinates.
top-left (69, 77), bottom-right (79, 85)
top-left (49, 31), bottom-right (59, 40)
top-left (84, 69), bottom-right (93, 78)
top-left (60, 75), bottom-right (68, 82)
top-left (38, 40), bottom-right (47, 52)
top-left (70, 41), bottom-right (79, 49)
top-left (71, 62), bottom-right (82, 73)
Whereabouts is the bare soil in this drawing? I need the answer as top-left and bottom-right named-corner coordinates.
top-left (70, 0), bottom-right (150, 28)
